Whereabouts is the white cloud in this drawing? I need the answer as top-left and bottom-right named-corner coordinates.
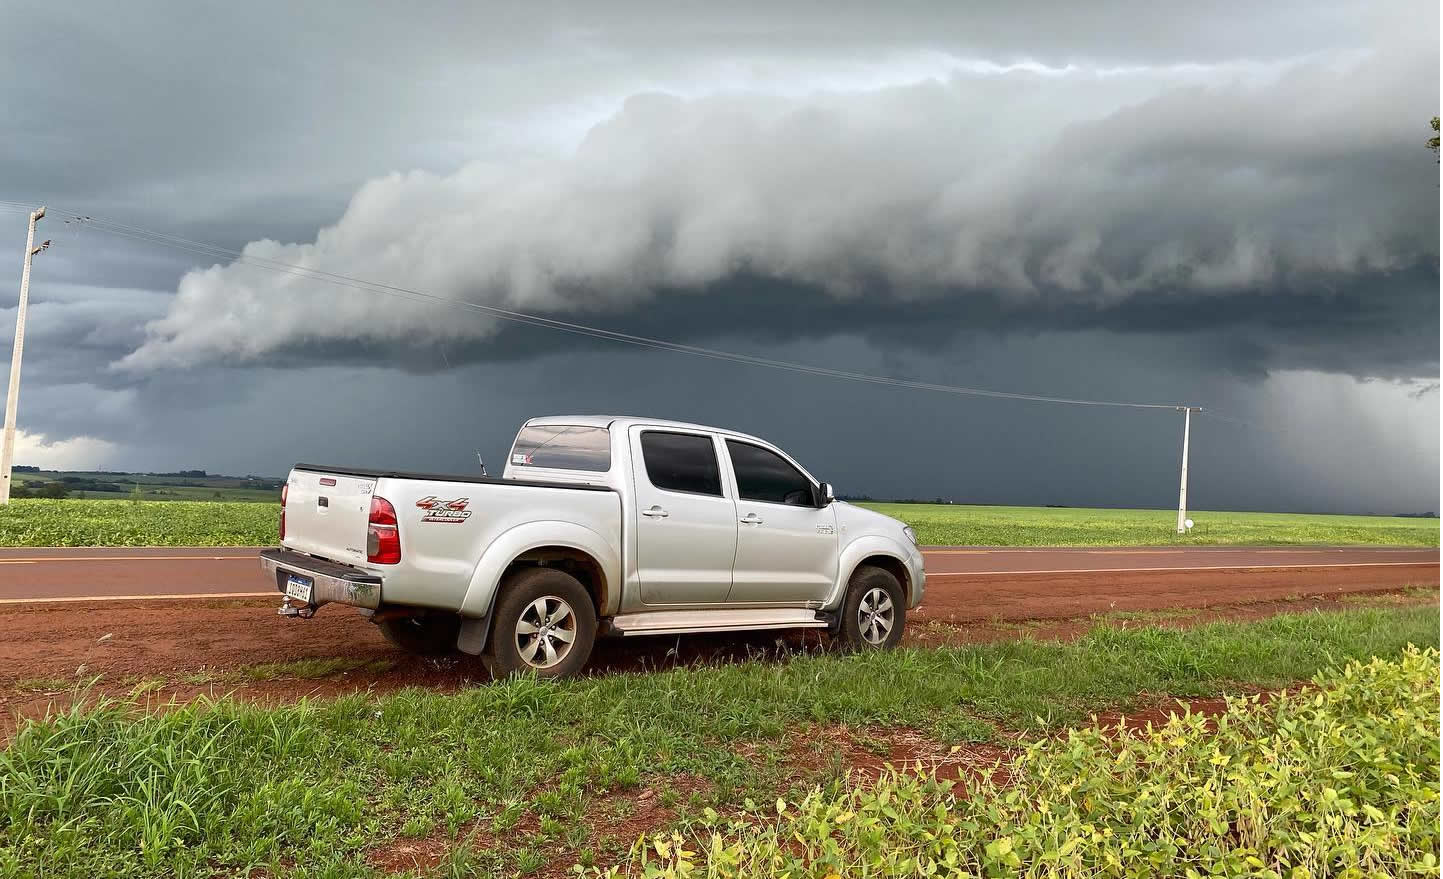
top-left (11, 429), bottom-right (120, 471)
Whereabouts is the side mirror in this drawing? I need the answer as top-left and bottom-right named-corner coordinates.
top-left (818, 482), bottom-right (835, 506)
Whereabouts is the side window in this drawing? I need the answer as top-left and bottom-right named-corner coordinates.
top-left (726, 440), bottom-right (815, 506)
top-left (640, 432), bottom-right (722, 496)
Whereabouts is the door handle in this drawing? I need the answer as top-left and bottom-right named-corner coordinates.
top-left (642, 505), bottom-right (670, 518)
top-left (739, 513), bottom-right (764, 525)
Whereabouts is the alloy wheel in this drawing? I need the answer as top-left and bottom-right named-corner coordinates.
top-left (515, 595), bottom-right (578, 669)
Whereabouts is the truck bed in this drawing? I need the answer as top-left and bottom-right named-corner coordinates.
top-left (293, 463), bottom-right (612, 492)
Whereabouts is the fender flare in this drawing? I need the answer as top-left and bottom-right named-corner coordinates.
top-left (825, 535), bottom-right (918, 610)
top-left (457, 520), bottom-right (621, 622)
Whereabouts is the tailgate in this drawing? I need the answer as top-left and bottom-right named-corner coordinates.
top-left (283, 468), bottom-right (376, 564)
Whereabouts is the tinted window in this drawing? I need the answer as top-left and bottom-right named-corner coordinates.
top-left (727, 440), bottom-right (814, 506)
top-left (511, 425), bottom-right (611, 472)
top-left (640, 432), bottom-right (721, 496)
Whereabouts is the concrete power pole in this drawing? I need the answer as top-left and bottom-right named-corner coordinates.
top-left (1, 206), bottom-right (46, 505)
top-left (1175, 405), bottom-right (1201, 534)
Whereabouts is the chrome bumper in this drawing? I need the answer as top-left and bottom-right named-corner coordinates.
top-left (260, 548), bottom-right (382, 610)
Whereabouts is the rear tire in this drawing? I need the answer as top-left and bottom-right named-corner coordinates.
top-left (486, 567), bottom-right (597, 679)
top-left (378, 612), bottom-right (461, 655)
top-left (837, 565), bottom-right (906, 651)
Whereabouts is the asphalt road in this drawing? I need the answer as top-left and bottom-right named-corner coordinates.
top-left (0, 544), bottom-right (1435, 604)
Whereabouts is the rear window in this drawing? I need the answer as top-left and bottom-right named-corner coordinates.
top-left (511, 425), bottom-right (612, 472)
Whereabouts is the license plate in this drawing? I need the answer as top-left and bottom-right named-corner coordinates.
top-left (285, 574), bottom-right (313, 603)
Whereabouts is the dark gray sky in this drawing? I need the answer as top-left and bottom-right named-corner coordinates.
top-left (1, 0), bottom-right (1438, 513)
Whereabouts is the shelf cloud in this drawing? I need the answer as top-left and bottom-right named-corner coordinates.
top-left (118, 34), bottom-right (1437, 374)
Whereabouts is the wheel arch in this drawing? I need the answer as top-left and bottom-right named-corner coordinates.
top-left (853, 554), bottom-right (910, 601)
top-left (458, 521), bottom-right (621, 621)
top-left (828, 535), bottom-right (918, 610)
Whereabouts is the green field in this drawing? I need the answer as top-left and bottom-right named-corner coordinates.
top-left (0, 500), bottom-right (278, 547)
top-left (860, 502), bottom-right (1441, 547)
top-left (0, 497), bottom-right (1436, 547)
top-left (0, 606), bottom-right (1436, 877)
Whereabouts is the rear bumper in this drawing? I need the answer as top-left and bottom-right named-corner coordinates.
top-left (260, 548), bottom-right (382, 610)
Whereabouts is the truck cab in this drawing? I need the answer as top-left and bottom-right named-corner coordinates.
top-left (262, 416), bottom-right (925, 677)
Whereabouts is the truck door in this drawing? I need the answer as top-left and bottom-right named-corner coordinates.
top-left (723, 439), bottom-right (839, 604)
top-left (629, 427), bottom-right (738, 605)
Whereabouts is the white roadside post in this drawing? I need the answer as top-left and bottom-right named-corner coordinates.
top-left (1175, 405), bottom-right (1201, 534)
top-left (1, 206), bottom-right (46, 505)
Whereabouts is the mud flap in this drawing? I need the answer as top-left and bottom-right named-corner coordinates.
top-left (456, 616), bottom-right (489, 655)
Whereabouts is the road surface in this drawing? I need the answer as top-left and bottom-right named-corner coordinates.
top-left (0, 544), bottom-right (1435, 604)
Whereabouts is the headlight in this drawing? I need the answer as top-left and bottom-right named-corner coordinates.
top-left (903, 526), bottom-right (919, 546)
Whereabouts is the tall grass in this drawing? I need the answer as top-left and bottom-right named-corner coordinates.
top-left (0, 606), bottom-right (1436, 877)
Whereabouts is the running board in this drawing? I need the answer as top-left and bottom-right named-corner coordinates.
top-left (609, 608), bottom-right (832, 637)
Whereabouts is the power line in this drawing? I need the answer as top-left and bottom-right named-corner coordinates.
top-left (3, 199), bottom-right (1191, 411)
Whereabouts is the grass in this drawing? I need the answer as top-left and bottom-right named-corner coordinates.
top-left (859, 502), bottom-right (1441, 547)
top-left (236, 657), bottom-right (395, 681)
top-left (620, 647), bottom-right (1440, 878)
top-left (1, 497), bottom-right (1437, 548)
top-left (13, 678), bottom-right (70, 693)
top-left (0, 605), bottom-right (1436, 878)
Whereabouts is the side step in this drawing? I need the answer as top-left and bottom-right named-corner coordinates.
top-left (610, 608), bottom-right (832, 637)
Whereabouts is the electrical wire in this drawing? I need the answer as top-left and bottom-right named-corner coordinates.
top-left (2, 199), bottom-right (1195, 411)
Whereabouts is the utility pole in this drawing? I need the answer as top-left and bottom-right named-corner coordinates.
top-left (1, 206), bottom-right (46, 505)
top-left (1175, 405), bottom-right (1201, 534)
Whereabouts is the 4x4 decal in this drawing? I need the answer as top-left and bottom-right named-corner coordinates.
top-left (415, 496), bottom-right (472, 523)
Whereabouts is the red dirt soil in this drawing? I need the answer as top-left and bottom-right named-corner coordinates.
top-left (0, 561), bottom-right (1435, 737)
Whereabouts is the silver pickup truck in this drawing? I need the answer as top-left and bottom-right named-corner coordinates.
top-left (262, 415), bottom-right (925, 678)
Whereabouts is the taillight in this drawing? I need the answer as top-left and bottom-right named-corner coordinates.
top-left (278, 484), bottom-right (288, 540)
top-left (367, 496), bottom-right (401, 564)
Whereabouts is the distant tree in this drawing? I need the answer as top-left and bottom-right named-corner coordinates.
top-left (36, 482), bottom-right (70, 499)
top-left (1430, 116), bottom-right (1439, 159)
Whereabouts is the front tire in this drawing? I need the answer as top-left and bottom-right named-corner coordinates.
top-left (378, 612), bottom-right (461, 655)
top-left (486, 567), bottom-right (597, 679)
top-left (837, 565), bottom-right (906, 650)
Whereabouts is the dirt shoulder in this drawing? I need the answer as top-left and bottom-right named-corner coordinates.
top-left (1, 578), bottom-right (1434, 738)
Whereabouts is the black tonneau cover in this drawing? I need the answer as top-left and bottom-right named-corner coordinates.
top-left (292, 463), bottom-right (613, 492)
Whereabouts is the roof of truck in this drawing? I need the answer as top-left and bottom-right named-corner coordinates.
top-left (522, 415), bottom-right (771, 445)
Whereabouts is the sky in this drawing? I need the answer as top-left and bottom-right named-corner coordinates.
top-left (1, 0), bottom-right (1438, 513)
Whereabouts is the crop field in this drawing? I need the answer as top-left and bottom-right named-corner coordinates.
top-left (0, 497), bottom-right (1437, 548)
top-left (861, 502), bottom-right (1441, 547)
top-left (0, 500), bottom-right (277, 547)
top-left (629, 647), bottom-right (1440, 878)
top-left (0, 605), bottom-right (1436, 877)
